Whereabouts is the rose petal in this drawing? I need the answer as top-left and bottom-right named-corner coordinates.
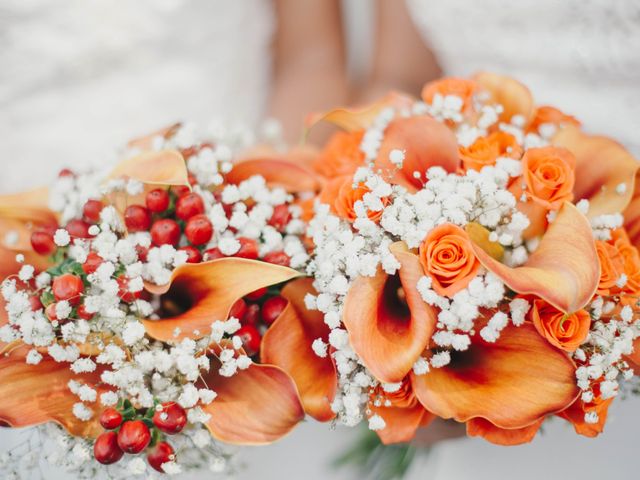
top-left (109, 149), bottom-right (189, 186)
top-left (370, 403), bottom-right (433, 445)
top-left (200, 361), bottom-right (304, 445)
top-left (226, 158), bottom-right (322, 193)
top-left (412, 322), bottom-right (578, 428)
top-left (466, 417), bottom-right (543, 446)
top-left (343, 243), bottom-right (437, 383)
top-left (142, 259), bottom-right (301, 341)
top-left (376, 116), bottom-right (460, 191)
top-left (261, 278), bottom-right (337, 422)
top-left (474, 72), bottom-right (534, 124)
top-left (470, 202), bottom-right (599, 313)
top-left (0, 344), bottom-right (107, 437)
top-left (553, 126), bottom-right (639, 217)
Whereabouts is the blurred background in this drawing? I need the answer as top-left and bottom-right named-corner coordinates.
top-left (1, 0), bottom-right (638, 478)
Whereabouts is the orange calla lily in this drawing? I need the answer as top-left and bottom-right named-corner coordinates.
top-left (226, 157), bottom-right (322, 194)
top-left (553, 126), bottom-right (639, 218)
top-left (312, 130), bottom-right (366, 179)
top-left (527, 106), bottom-right (580, 133)
top-left (466, 417), bottom-right (543, 446)
top-left (558, 396), bottom-right (613, 438)
top-left (421, 77), bottom-right (478, 113)
top-left (0, 344), bottom-right (108, 438)
top-left (474, 72), bottom-right (534, 124)
top-left (109, 149), bottom-right (190, 187)
top-left (199, 355), bottom-right (305, 445)
top-left (470, 202), bottom-right (599, 314)
top-left (412, 321), bottom-right (578, 429)
top-left (0, 186), bottom-right (57, 252)
top-left (261, 278), bottom-right (337, 422)
top-left (126, 123), bottom-right (182, 150)
top-left (142, 258), bottom-right (302, 341)
top-left (343, 242), bottom-right (437, 384)
top-left (375, 116), bottom-right (460, 191)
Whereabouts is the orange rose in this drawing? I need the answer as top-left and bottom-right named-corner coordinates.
top-left (595, 240), bottom-right (624, 296)
top-left (520, 146), bottom-right (576, 210)
top-left (459, 131), bottom-right (523, 172)
top-left (610, 228), bottom-right (640, 295)
top-left (419, 224), bottom-right (480, 297)
top-left (313, 130), bottom-right (365, 178)
top-left (421, 77), bottom-right (477, 113)
top-left (318, 175), bottom-right (388, 223)
top-left (528, 298), bottom-right (590, 352)
top-left (527, 106), bottom-right (580, 134)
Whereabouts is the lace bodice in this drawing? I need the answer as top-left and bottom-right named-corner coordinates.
top-left (0, 0), bottom-right (274, 191)
top-left (407, 0), bottom-right (640, 155)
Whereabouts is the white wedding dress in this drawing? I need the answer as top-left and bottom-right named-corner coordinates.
top-left (405, 1), bottom-right (640, 479)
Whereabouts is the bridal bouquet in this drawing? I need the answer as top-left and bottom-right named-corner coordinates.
top-left (0, 122), bottom-right (321, 477)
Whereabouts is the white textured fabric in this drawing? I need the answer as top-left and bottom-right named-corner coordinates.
top-left (0, 0), bottom-right (274, 191)
top-left (407, 0), bottom-right (640, 155)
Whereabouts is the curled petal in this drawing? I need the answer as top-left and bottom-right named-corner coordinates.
top-left (466, 417), bottom-right (543, 446)
top-left (0, 344), bottom-right (107, 437)
top-left (553, 126), bottom-right (639, 217)
top-left (412, 322), bottom-right (578, 429)
top-left (261, 278), bottom-right (337, 422)
top-left (109, 150), bottom-right (189, 186)
top-left (370, 404), bottom-right (433, 445)
top-left (226, 158), bottom-right (322, 193)
top-left (142, 259), bottom-right (301, 341)
top-left (343, 243), bottom-right (437, 383)
top-left (471, 202), bottom-right (599, 313)
top-left (464, 222), bottom-right (504, 260)
top-left (200, 361), bottom-right (304, 445)
top-left (558, 397), bottom-right (613, 438)
top-left (376, 116), bottom-right (460, 191)
top-left (474, 72), bottom-right (534, 124)
top-left (126, 123), bottom-right (181, 150)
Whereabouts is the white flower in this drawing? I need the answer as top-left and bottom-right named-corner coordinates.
top-left (53, 229), bottom-right (71, 247)
top-left (122, 321), bottom-right (145, 346)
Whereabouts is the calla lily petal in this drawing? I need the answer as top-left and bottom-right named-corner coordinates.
top-left (412, 322), bottom-right (578, 429)
top-left (343, 243), bottom-right (437, 383)
top-left (142, 259), bottom-right (301, 341)
top-left (376, 116), bottom-right (460, 191)
top-left (370, 404), bottom-right (433, 445)
top-left (470, 202), bottom-right (599, 313)
top-left (226, 158), bottom-right (322, 193)
top-left (466, 417), bottom-right (543, 446)
top-left (126, 123), bottom-right (182, 150)
top-left (0, 344), bottom-right (107, 437)
top-left (474, 72), bottom-right (534, 124)
top-left (558, 397), bottom-right (613, 438)
top-left (109, 150), bottom-right (189, 187)
top-left (0, 187), bottom-right (57, 251)
top-left (261, 278), bottom-right (337, 422)
top-left (200, 360), bottom-right (304, 445)
top-left (553, 126), bottom-right (639, 217)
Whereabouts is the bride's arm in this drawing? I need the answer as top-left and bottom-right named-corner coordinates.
top-left (269, 0), bottom-right (349, 143)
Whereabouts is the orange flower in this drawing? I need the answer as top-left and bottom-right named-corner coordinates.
top-left (558, 389), bottom-right (613, 438)
top-left (527, 106), bottom-right (580, 133)
top-left (474, 72), bottom-right (534, 124)
top-left (595, 240), bottom-right (624, 295)
top-left (313, 130), bottom-right (365, 178)
top-left (528, 298), bottom-right (591, 352)
top-left (460, 131), bottom-right (523, 172)
top-left (609, 228), bottom-right (640, 295)
top-left (419, 224), bottom-right (481, 297)
top-left (421, 77), bottom-right (478, 113)
top-left (520, 146), bottom-right (576, 210)
top-left (318, 175), bottom-right (389, 223)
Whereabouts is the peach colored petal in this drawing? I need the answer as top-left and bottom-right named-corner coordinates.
top-left (109, 149), bottom-right (189, 187)
top-left (474, 72), bottom-right (534, 124)
top-left (471, 202), bottom-right (599, 313)
top-left (142, 259), bottom-right (301, 341)
top-left (261, 278), bottom-right (337, 422)
top-left (200, 361), bottom-right (304, 445)
top-left (343, 243), bottom-right (437, 383)
top-left (623, 190), bottom-right (640, 249)
top-left (464, 222), bottom-right (504, 261)
top-left (0, 187), bottom-right (57, 251)
top-left (126, 123), bottom-right (181, 150)
top-left (376, 116), bottom-right (460, 191)
top-left (226, 158), bottom-right (322, 193)
top-left (558, 397), bottom-right (613, 438)
top-left (553, 126), bottom-right (639, 217)
top-left (370, 404), bottom-right (433, 445)
top-left (0, 344), bottom-right (107, 437)
top-left (466, 417), bottom-right (543, 446)
top-left (412, 322), bottom-right (578, 429)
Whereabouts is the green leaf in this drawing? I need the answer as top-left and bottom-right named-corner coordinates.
top-left (40, 291), bottom-right (55, 307)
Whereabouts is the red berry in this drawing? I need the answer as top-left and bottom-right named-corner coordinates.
top-left (145, 188), bottom-right (170, 213)
top-left (261, 295), bottom-right (288, 326)
top-left (245, 287), bottom-right (267, 301)
top-left (52, 274), bottom-right (84, 306)
top-left (152, 402), bottom-right (187, 435)
top-left (263, 251), bottom-right (291, 267)
top-left (228, 298), bottom-right (247, 320)
top-left (268, 204), bottom-right (292, 231)
top-left (29, 296), bottom-right (43, 312)
top-left (179, 246), bottom-right (202, 263)
top-left (241, 304), bottom-right (261, 326)
top-left (124, 205), bottom-right (152, 232)
top-left (77, 303), bottom-right (94, 320)
top-left (99, 408), bottom-right (123, 430)
top-left (147, 441), bottom-right (174, 473)
top-left (203, 247), bottom-right (224, 261)
top-left (117, 420), bottom-right (151, 454)
top-left (83, 199), bottom-right (104, 223)
top-left (66, 219), bottom-right (92, 239)
top-left (82, 251), bottom-right (103, 274)
top-left (117, 275), bottom-right (141, 303)
top-left (136, 244), bottom-right (149, 262)
top-left (184, 214), bottom-right (213, 246)
top-left (45, 303), bottom-right (58, 321)
top-left (171, 184), bottom-right (190, 198)
top-left (234, 237), bottom-right (259, 260)
top-left (30, 228), bottom-right (57, 256)
top-left (58, 168), bottom-right (74, 178)
top-left (237, 325), bottom-right (262, 356)
top-left (94, 431), bottom-right (124, 465)
top-left (151, 219), bottom-right (181, 246)
top-left (176, 193), bottom-right (204, 221)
